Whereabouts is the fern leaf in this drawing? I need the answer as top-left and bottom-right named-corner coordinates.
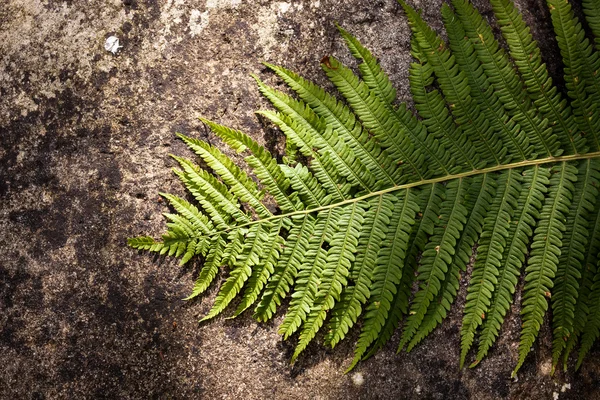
top-left (362, 184), bottom-right (444, 361)
top-left (562, 182), bottom-right (600, 368)
top-left (337, 25), bottom-right (454, 176)
top-left (292, 202), bottom-right (367, 361)
top-left (258, 110), bottom-right (350, 201)
top-left (172, 155), bottom-right (249, 226)
top-left (490, 0), bottom-right (584, 154)
top-left (128, 236), bottom-right (165, 253)
top-left (178, 134), bottom-right (272, 219)
top-left (549, 0), bottom-right (600, 152)
top-left (131, 0), bottom-right (600, 373)
top-left (254, 214), bottom-right (316, 322)
top-left (473, 165), bottom-right (551, 366)
top-left (255, 79), bottom-right (376, 192)
top-left (278, 209), bottom-right (342, 339)
top-left (348, 190), bottom-right (419, 370)
top-left (442, 5), bottom-right (533, 162)
top-left (320, 56), bottom-right (427, 182)
top-left (452, 0), bottom-right (557, 157)
top-left (201, 224), bottom-right (270, 321)
top-left (460, 169), bottom-right (521, 367)
top-left (402, 1), bottom-right (503, 167)
top-left (184, 234), bottom-right (227, 300)
top-left (583, 0), bottom-right (600, 43)
top-left (281, 164), bottom-right (330, 208)
top-left (400, 178), bottom-right (469, 350)
top-left (513, 162), bottom-right (578, 377)
top-left (408, 44), bottom-right (477, 171)
top-left (263, 63), bottom-right (397, 187)
top-left (551, 159), bottom-right (600, 368)
top-left (160, 193), bottom-right (214, 234)
top-left (576, 268), bottom-right (600, 369)
top-left (407, 174), bottom-right (496, 352)
top-left (233, 220), bottom-right (285, 317)
top-left (200, 118), bottom-right (299, 212)
top-left (325, 194), bottom-right (395, 348)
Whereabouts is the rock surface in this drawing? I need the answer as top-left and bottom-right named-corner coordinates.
top-left (1, 0), bottom-right (599, 398)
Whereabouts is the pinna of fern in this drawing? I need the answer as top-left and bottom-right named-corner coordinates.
top-left (129, 0), bottom-right (600, 375)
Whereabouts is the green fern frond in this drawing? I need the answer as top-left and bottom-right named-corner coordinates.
top-left (442, 5), bottom-right (533, 162)
top-left (402, 1), bottom-right (503, 167)
top-left (551, 159), bottom-right (600, 368)
top-left (254, 214), bottom-right (316, 322)
top-left (326, 194), bottom-right (394, 348)
top-left (489, 0), bottom-right (584, 154)
top-left (129, 0), bottom-right (600, 375)
top-left (452, 0), bottom-right (557, 158)
top-left (292, 202), bottom-right (367, 361)
top-left (577, 268), bottom-right (600, 369)
top-left (233, 220), bottom-right (285, 317)
top-left (408, 43), bottom-right (476, 171)
top-left (460, 170), bottom-right (521, 367)
top-left (278, 209), bottom-right (341, 339)
top-left (184, 234), bottom-right (227, 300)
top-left (473, 165), bottom-right (551, 366)
top-left (337, 25), bottom-right (455, 176)
top-left (349, 190), bottom-right (418, 369)
top-left (200, 118), bottom-right (300, 213)
top-left (513, 162), bottom-right (578, 376)
top-left (562, 183), bottom-right (600, 368)
top-left (405, 174), bottom-right (495, 352)
top-left (549, 0), bottom-right (600, 151)
top-left (362, 184), bottom-right (443, 360)
top-left (262, 64), bottom-right (396, 187)
top-left (400, 179), bottom-right (469, 350)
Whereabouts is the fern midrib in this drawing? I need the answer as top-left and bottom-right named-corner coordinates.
top-left (189, 152), bottom-right (600, 240)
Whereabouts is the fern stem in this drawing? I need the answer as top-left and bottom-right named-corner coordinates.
top-left (192, 152), bottom-right (600, 238)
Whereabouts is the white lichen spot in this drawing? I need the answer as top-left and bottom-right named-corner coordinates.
top-left (188, 9), bottom-right (210, 36)
top-left (206, 0), bottom-right (241, 8)
top-left (278, 2), bottom-right (291, 14)
top-left (104, 36), bottom-right (122, 54)
top-left (351, 372), bottom-right (364, 386)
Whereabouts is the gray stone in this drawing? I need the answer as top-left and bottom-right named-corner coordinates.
top-left (1, 0), bottom-right (598, 398)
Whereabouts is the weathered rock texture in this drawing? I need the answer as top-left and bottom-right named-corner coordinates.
top-left (1, 0), bottom-right (598, 398)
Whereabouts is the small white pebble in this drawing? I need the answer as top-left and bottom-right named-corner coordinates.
top-left (415, 385), bottom-right (421, 394)
top-left (561, 383), bottom-right (571, 393)
top-left (553, 392), bottom-right (559, 400)
top-left (104, 36), bottom-right (122, 54)
top-left (351, 372), bottom-right (364, 386)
